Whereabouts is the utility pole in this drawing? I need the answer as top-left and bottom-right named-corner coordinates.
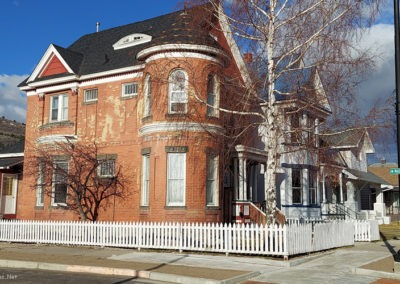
top-left (394, 0), bottom-right (400, 186)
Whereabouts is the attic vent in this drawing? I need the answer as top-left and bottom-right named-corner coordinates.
top-left (113, 33), bottom-right (152, 50)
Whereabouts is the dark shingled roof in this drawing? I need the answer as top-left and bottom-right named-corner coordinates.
top-left (0, 157), bottom-right (23, 169)
top-left (21, 4), bottom-right (221, 87)
top-left (344, 168), bottom-right (389, 185)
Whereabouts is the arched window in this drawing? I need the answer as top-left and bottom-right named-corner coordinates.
top-left (206, 73), bottom-right (219, 117)
top-left (143, 74), bottom-right (152, 117)
top-left (168, 69), bottom-right (188, 114)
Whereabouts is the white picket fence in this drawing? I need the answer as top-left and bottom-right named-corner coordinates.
top-left (0, 220), bottom-right (379, 258)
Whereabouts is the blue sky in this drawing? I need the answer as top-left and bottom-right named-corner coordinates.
top-left (0, 0), bottom-right (397, 163)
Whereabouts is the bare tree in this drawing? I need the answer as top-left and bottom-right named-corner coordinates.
top-left (25, 141), bottom-right (128, 221)
top-left (184, 0), bottom-right (384, 222)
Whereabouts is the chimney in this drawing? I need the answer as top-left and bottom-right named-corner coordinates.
top-left (96, 22), bottom-right (100, 32)
top-left (244, 53), bottom-right (253, 63)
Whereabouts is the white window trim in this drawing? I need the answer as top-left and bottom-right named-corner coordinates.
top-left (36, 162), bottom-right (44, 207)
top-left (50, 94), bottom-right (68, 122)
top-left (143, 75), bottom-right (151, 117)
top-left (51, 161), bottom-right (68, 206)
top-left (84, 88), bottom-right (98, 102)
top-left (122, 82), bottom-right (138, 98)
top-left (206, 74), bottom-right (220, 118)
top-left (166, 152), bottom-right (186, 206)
top-left (113, 33), bottom-right (152, 50)
top-left (141, 154), bottom-right (150, 206)
top-left (206, 153), bottom-right (219, 206)
top-left (168, 69), bottom-right (188, 114)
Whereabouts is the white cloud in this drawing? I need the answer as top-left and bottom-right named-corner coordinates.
top-left (0, 74), bottom-right (28, 122)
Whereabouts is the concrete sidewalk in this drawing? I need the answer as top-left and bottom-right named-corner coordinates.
top-left (0, 240), bottom-right (399, 283)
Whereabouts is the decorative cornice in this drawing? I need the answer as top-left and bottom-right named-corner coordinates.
top-left (137, 44), bottom-right (230, 63)
top-left (145, 52), bottom-right (223, 65)
top-left (139, 122), bottom-right (224, 136)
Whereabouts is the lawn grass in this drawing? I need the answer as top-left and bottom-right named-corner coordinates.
top-left (380, 222), bottom-right (400, 240)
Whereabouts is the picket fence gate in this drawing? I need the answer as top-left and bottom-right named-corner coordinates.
top-left (0, 220), bottom-right (379, 258)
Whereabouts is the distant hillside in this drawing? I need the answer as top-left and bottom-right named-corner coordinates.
top-left (0, 116), bottom-right (25, 150)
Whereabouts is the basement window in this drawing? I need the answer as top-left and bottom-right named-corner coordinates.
top-left (113, 33), bottom-right (152, 50)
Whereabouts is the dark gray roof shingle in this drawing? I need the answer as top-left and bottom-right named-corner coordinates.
top-left (21, 4), bottom-right (221, 86)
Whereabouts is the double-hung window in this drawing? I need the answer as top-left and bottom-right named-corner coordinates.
top-left (166, 152), bottom-right (186, 206)
top-left (122, 82), bottom-right (138, 97)
top-left (292, 169), bottom-right (302, 204)
top-left (141, 153), bottom-right (150, 206)
top-left (52, 161), bottom-right (68, 205)
top-left (143, 75), bottom-right (152, 117)
top-left (309, 170), bottom-right (317, 205)
top-left (206, 153), bottom-right (219, 206)
top-left (168, 69), bottom-right (188, 114)
top-left (84, 88), bottom-right (98, 103)
top-left (206, 73), bottom-right (219, 117)
top-left (50, 94), bottom-right (68, 122)
top-left (36, 162), bottom-right (45, 207)
top-left (97, 159), bottom-right (115, 178)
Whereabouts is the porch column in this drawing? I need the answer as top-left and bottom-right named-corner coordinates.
top-left (243, 158), bottom-right (247, 200)
top-left (238, 155), bottom-right (244, 200)
top-left (234, 158), bottom-right (238, 200)
top-left (249, 164), bottom-right (254, 201)
top-left (316, 171), bottom-right (321, 204)
top-left (322, 166), bottom-right (327, 203)
top-left (303, 168), bottom-right (309, 205)
top-left (339, 173), bottom-right (343, 203)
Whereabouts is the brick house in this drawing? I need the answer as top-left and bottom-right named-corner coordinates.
top-left (18, 5), bottom-right (262, 222)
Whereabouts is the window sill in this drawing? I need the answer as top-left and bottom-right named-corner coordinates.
top-left (35, 206), bottom-right (44, 210)
top-left (165, 206), bottom-right (186, 210)
top-left (39, 120), bottom-right (74, 130)
top-left (206, 206), bottom-right (219, 210)
top-left (83, 100), bottom-right (98, 105)
top-left (165, 113), bottom-right (187, 119)
top-left (121, 95), bottom-right (137, 100)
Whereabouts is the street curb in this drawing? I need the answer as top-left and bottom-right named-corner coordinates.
top-left (0, 259), bottom-right (138, 277)
top-left (0, 259), bottom-right (258, 284)
top-left (353, 267), bottom-right (400, 280)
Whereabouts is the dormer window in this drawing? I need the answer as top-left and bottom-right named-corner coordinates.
top-left (113, 33), bottom-right (152, 50)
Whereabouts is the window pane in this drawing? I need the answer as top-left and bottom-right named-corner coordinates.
top-left (98, 160), bottom-right (115, 177)
top-left (51, 96), bottom-right (59, 121)
top-left (169, 70), bottom-right (187, 114)
top-left (292, 169), bottom-right (302, 204)
top-left (123, 83), bottom-right (138, 97)
top-left (53, 161), bottom-right (68, 204)
top-left (206, 154), bottom-right (218, 206)
top-left (84, 89), bottom-right (98, 102)
top-left (167, 153), bottom-right (185, 205)
top-left (141, 155), bottom-right (150, 206)
top-left (2, 176), bottom-right (13, 196)
top-left (54, 183), bottom-right (67, 204)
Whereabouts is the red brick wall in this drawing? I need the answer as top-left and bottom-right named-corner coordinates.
top-left (20, 31), bottom-right (244, 223)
